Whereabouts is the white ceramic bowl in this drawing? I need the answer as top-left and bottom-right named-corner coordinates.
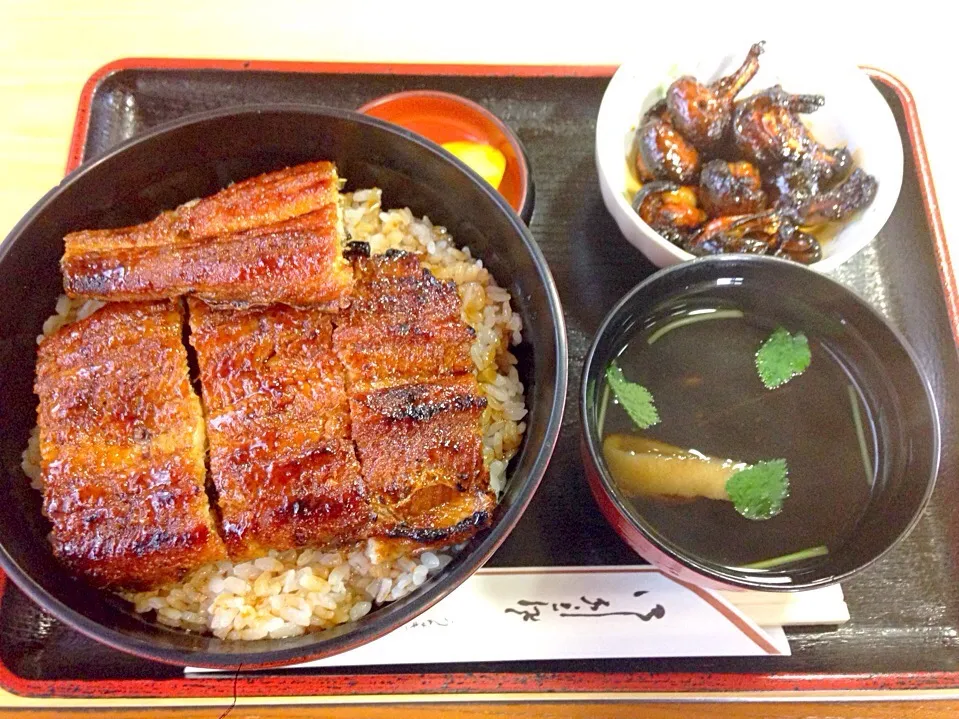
top-left (596, 42), bottom-right (904, 272)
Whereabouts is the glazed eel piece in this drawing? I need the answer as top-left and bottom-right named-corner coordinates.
top-left (35, 301), bottom-right (226, 590)
top-left (38, 250), bottom-right (494, 587)
top-left (60, 161), bottom-right (353, 307)
top-left (334, 250), bottom-right (494, 554)
top-left (188, 300), bottom-right (372, 562)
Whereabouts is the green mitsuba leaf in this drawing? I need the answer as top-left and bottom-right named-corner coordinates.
top-left (726, 459), bottom-right (790, 520)
top-left (755, 327), bottom-right (811, 389)
top-left (605, 361), bottom-right (660, 430)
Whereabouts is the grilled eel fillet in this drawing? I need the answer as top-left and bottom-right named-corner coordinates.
top-left (39, 250), bottom-right (494, 584)
top-left (333, 250), bottom-right (476, 392)
top-left (189, 300), bottom-right (372, 561)
top-left (350, 376), bottom-right (493, 546)
top-left (334, 251), bottom-right (494, 547)
top-left (35, 301), bottom-right (225, 591)
top-left (61, 161), bottom-right (353, 307)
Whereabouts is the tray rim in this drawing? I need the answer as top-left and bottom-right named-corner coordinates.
top-left (0, 57), bottom-right (953, 703)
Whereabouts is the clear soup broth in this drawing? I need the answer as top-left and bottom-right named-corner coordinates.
top-left (598, 287), bottom-right (878, 570)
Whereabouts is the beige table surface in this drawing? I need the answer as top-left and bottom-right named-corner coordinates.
top-left (1, 0), bottom-right (955, 246)
top-left (1, 0), bottom-right (957, 714)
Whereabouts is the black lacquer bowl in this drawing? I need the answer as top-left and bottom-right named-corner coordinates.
top-left (0, 106), bottom-right (567, 668)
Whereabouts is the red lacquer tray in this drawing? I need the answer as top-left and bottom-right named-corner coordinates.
top-left (0, 59), bottom-right (954, 705)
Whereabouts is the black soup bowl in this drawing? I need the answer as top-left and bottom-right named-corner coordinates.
top-left (581, 255), bottom-right (940, 591)
top-left (0, 106), bottom-right (567, 668)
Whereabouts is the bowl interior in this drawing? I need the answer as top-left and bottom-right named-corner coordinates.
top-left (595, 41), bottom-right (904, 272)
top-left (358, 91), bottom-right (531, 219)
top-left (0, 106), bottom-right (565, 667)
top-left (582, 255), bottom-right (938, 590)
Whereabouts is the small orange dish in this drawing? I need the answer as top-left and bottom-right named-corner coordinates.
top-left (358, 90), bottom-right (533, 222)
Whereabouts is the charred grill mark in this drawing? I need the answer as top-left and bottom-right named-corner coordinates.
top-left (63, 269), bottom-right (120, 295)
top-left (385, 510), bottom-right (491, 543)
top-left (343, 240), bottom-right (371, 260)
top-left (362, 384), bottom-right (487, 422)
